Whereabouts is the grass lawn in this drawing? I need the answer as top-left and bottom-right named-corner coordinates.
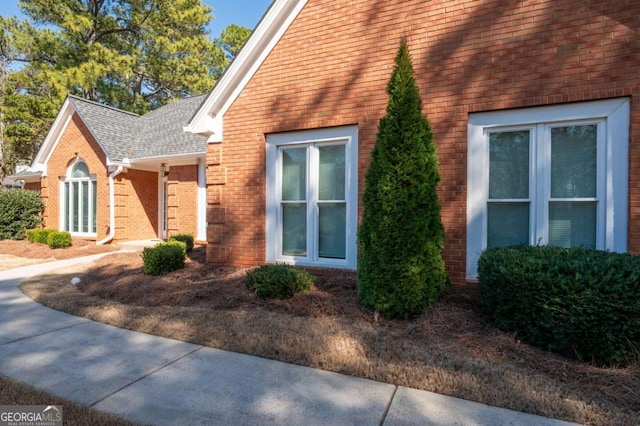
top-left (5, 242), bottom-right (639, 426)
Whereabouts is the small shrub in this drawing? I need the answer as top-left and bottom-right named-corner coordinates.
top-left (46, 231), bottom-right (72, 249)
top-left (245, 264), bottom-right (314, 300)
top-left (0, 189), bottom-right (44, 240)
top-left (142, 242), bottom-right (186, 275)
top-left (25, 229), bottom-right (37, 243)
top-left (165, 239), bottom-right (187, 257)
top-left (33, 228), bottom-right (56, 244)
top-left (168, 233), bottom-right (194, 252)
top-left (478, 246), bottom-right (640, 366)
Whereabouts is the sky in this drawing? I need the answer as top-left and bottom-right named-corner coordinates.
top-left (0, 0), bottom-right (274, 38)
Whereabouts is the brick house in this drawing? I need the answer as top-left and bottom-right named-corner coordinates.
top-left (185, 0), bottom-right (638, 284)
top-left (19, 95), bottom-right (208, 244)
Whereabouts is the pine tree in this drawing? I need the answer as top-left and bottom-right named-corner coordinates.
top-left (358, 38), bottom-right (449, 319)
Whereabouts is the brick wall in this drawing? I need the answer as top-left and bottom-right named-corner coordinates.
top-left (114, 168), bottom-right (158, 241)
top-left (43, 114), bottom-right (109, 240)
top-left (167, 165), bottom-right (199, 237)
top-left (208, 0), bottom-right (640, 283)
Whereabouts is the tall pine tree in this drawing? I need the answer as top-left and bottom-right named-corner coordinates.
top-left (0, 0), bottom-right (251, 180)
top-left (358, 38), bottom-right (449, 319)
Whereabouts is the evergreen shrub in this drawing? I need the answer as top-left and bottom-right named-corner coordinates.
top-left (46, 231), bottom-right (72, 249)
top-left (142, 241), bottom-right (186, 275)
top-left (0, 189), bottom-right (44, 240)
top-left (169, 233), bottom-right (194, 252)
top-left (357, 38), bottom-right (449, 319)
top-left (245, 264), bottom-right (314, 300)
top-left (33, 228), bottom-right (56, 244)
top-left (478, 245), bottom-right (640, 366)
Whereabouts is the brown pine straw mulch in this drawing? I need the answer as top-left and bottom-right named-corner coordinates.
top-left (12, 244), bottom-right (640, 426)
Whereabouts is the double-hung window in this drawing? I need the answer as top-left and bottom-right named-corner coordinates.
top-left (266, 126), bottom-right (358, 269)
top-left (467, 98), bottom-right (629, 279)
top-left (60, 159), bottom-right (97, 236)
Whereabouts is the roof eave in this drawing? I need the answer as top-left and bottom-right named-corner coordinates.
top-left (185, 0), bottom-right (308, 141)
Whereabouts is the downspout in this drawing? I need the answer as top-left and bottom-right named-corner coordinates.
top-left (96, 165), bottom-right (124, 245)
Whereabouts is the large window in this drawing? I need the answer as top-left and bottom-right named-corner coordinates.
top-left (467, 99), bottom-right (629, 279)
top-left (61, 160), bottom-right (97, 236)
top-left (266, 126), bottom-right (358, 269)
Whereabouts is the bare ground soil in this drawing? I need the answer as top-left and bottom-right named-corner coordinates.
top-left (6, 243), bottom-right (639, 426)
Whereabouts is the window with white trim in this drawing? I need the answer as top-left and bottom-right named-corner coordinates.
top-left (61, 159), bottom-right (97, 236)
top-left (467, 99), bottom-right (629, 279)
top-left (266, 126), bottom-right (358, 269)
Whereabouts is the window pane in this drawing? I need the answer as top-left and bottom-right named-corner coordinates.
top-left (318, 203), bottom-right (346, 259)
top-left (72, 182), bottom-right (79, 232)
top-left (72, 162), bottom-right (90, 178)
top-left (487, 202), bottom-right (529, 248)
top-left (92, 181), bottom-right (97, 233)
top-left (282, 203), bottom-right (307, 256)
top-left (551, 125), bottom-right (597, 198)
top-left (489, 131), bottom-right (529, 199)
top-left (319, 145), bottom-right (345, 200)
top-left (282, 148), bottom-right (306, 201)
top-left (82, 181), bottom-right (89, 233)
top-left (549, 201), bottom-right (596, 249)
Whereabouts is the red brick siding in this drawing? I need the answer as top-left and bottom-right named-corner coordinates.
top-left (43, 114), bottom-right (110, 240)
top-left (167, 165), bottom-right (199, 237)
top-left (114, 169), bottom-right (158, 241)
top-left (208, 0), bottom-right (640, 283)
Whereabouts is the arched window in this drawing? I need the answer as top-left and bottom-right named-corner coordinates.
top-left (61, 160), bottom-right (97, 236)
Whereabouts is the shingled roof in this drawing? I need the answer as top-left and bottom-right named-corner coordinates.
top-left (67, 95), bottom-right (207, 162)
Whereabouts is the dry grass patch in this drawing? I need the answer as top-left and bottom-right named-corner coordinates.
top-left (0, 375), bottom-right (136, 426)
top-left (20, 247), bottom-right (640, 426)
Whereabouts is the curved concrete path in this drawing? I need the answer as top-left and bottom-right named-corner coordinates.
top-left (0, 256), bottom-right (580, 425)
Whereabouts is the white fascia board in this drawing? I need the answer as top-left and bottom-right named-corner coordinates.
top-left (34, 96), bottom-right (114, 176)
top-left (184, 0), bottom-right (308, 141)
top-left (32, 98), bottom-right (74, 176)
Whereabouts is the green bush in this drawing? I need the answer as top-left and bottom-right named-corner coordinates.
top-left (46, 231), bottom-right (72, 249)
top-left (357, 38), bottom-right (449, 319)
top-left (245, 264), bottom-right (314, 300)
top-left (142, 241), bottom-right (186, 275)
top-left (0, 189), bottom-right (44, 240)
top-left (25, 229), bottom-right (37, 242)
top-left (478, 246), bottom-right (640, 366)
top-left (168, 233), bottom-right (194, 252)
top-left (33, 228), bottom-right (56, 244)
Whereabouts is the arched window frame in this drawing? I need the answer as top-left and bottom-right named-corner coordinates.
top-left (60, 158), bottom-right (97, 236)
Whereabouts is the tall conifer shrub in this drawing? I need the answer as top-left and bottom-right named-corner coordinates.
top-left (358, 38), bottom-right (449, 319)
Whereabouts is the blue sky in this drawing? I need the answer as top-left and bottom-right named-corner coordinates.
top-left (0, 0), bottom-right (273, 38)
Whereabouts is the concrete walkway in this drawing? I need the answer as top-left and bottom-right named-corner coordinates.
top-left (0, 256), bottom-right (580, 425)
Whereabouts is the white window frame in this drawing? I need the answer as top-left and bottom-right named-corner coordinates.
top-left (60, 158), bottom-right (97, 237)
top-left (266, 125), bottom-right (358, 269)
top-left (467, 98), bottom-right (629, 279)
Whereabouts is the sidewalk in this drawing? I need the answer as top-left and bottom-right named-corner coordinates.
top-left (0, 256), bottom-right (580, 425)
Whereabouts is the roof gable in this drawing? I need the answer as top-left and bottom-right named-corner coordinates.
top-left (32, 94), bottom-right (208, 174)
top-left (185, 0), bottom-right (308, 142)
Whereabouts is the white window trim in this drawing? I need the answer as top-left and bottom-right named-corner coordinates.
top-left (266, 125), bottom-right (358, 269)
top-left (60, 158), bottom-right (98, 237)
top-left (467, 98), bottom-right (629, 280)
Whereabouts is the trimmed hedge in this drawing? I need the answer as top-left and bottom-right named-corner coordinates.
top-left (0, 189), bottom-right (44, 240)
top-left (31, 228), bottom-right (56, 244)
top-left (478, 246), bottom-right (640, 366)
top-left (245, 264), bottom-right (314, 300)
top-left (142, 241), bottom-right (186, 275)
top-left (46, 231), bottom-right (72, 249)
top-left (169, 233), bottom-right (194, 253)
